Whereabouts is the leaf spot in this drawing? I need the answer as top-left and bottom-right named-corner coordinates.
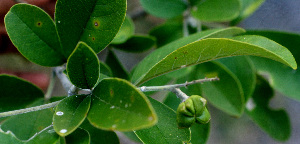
top-left (110, 89), bottom-right (114, 97)
top-left (130, 95), bottom-right (135, 103)
top-left (148, 116), bottom-right (153, 121)
top-left (92, 37), bottom-right (95, 41)
top-left (56, 111), bottom-right (64, 116)
top-left (60, 129), bottom-right (67, 134)
top-left (94, 22), bottom-right (99, 26)
top-left (36, 21), bottom-right (42, 27)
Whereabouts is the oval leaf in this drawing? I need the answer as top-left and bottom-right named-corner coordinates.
top-left (132, 27), bottom-right (246, 85)
top-left (246, 76), bottom-right (291, 141)
top-left (55, 0), bottom-right (126, 57)
top-left (53, 95), bottom-right (91, 137)
top-left (4, 4), bottom-right (65, 66)
top-left (111, 16), bottom-right (135, 44)
top-left (65, 128), bottom-right (90, 144)
top-left (132, 35), bottom-right (297, 85)
top-left (87, 78), bottom-right (157, 131)
top-left (216, 56), bottom-right (256, 101)
top-left (196, 62), bottom-right (244, 116)
top-left (191, 0), bottom-right (240, 22)
top-left (67, 42), bottom-right (100, 89)
top-left (135, 97), bottom-right (191, 144)
top-left (0, 74), bottom-right (44, 113)
top-left (140, 0), bottom-right (187, 18)
top-left (112, 35), bottom-right (156, 53)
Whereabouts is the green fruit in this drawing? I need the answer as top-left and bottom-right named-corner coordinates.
top-left (176, 95), bottom-right (211, 128)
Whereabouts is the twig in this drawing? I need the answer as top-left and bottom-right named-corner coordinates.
top-left (44, 69), bottom-right (56, 100)
top-left (171, 88), bottom-right (189, 102)
top-left (0, 100), bottom-right (62, 118)
top-left (138, 77), bottom-right (219, 92)
top-left (53, 66), bottom-right (72, 92)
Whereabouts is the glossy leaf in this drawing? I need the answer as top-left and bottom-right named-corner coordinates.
top-left (132, 27), bottom-right (246, 85)
top-left (67, 42), bottom-right (100, 89)
top-left (216, 56), bottom-right (256, 101)
top-left (65, 128), bottom-right (90, 144)
top-left (88, 78), bottom-right (157, 131)
top-left (245, 30), bottom-right (300, 101)
top-left (191, 0), bottom-right (240, 22)
top-left (246, 76), bottom-right (291, 141)
top-left (135, 97), bottom-right (191, 144)
top-left (111, 16), bottom-right (135, 44)
top-left (132, 34), bottom-right (296, 86)
top-left (0, 74), bottom-right (44, 113)
top-left (0, 130), bottom-right (23, 144)
top-left (80, 119), bottom-right (120, 144)
top-left (4, 4), bottom-right (65, 66)
top-left (106, 50), bottom-right (130, 80)
top-left (53, 95), bottom-right (91, 137)
top-left (140, 0), bottom-right (187, 18)
top-left (112, 35), bottom-right (156, 52)
top-left (231, 0), bottom-right (265, 25)
top-left (26, 126), bottom-right (59, 144)
top-left (55, 0), bottom-right (126, 57)
top-left (196, 62), bottom-right (244, 116)
top-left (1, 100), bottom-right (53, 140)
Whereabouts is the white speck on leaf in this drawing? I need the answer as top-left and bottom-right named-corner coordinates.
top-left (112, 124), bottom-right (117, 129)
top-left (58, 21), bottom-right (60, 23)
top-left (246, 98), bottom-right (256, 111)
top-left (110, 106), bottom-right (115, 109)
top-left (140, 86), bottom-right (146, 91)
top-left (125, 104), bottom-right (128, 108)
top-left (56, 111), bottom-right (64, 116)
top-left (181, 65), bottom-right (186, 68)
top-left (60, 129), bottom-right (67, 134)
top-left (120, 100), bottom-right (122, 103)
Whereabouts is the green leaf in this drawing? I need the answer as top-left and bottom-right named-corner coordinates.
top-left (149, 21), bottom-right (183, 47)
top-left (246, 76), bottom-right (291, 141)
top-left (1, 99), bottom-right (53, 140)
top-left (140, 0), bottom-right (187, 18)
top-left (133, 34), bottom-right (297, 87)
top-left (65, 128), bottom-right (90, 144)
top-left (53, 95), bottom-right (91, 137)
top-left (195, 62), bottom-right (244, 116)
top-left (4, 4), bottom-right (65, 66)
top-left (112, 35), bottom-right (156, 52)
top-left (80, 119), bottom-right (120, 144)
top-left (111, 16), bottom-right (135, 44)
top-left (0, 130), bottom-right (23, 144)
top-left (135, 97), bottom-right (191, 144)
top-left (55, 0), bottom-right (126, 57)
top-left (190, 123), bottom-right (210, 144)
top-left (132, 27), bottom-right (246, 85)
top-left (106, 50), bottom-right (130, 80)
top-left (191, 0), bottom-right (240, 22)
top-left (0, 74), bottom-right (44, 113)
top-left (244, 30), bottom-right (300, 101)
top-left (216, 56), bottom-right (256, 101)
top-left (26, 126), bottom-right (59, 144)
top-left (231, 0), bottom-right (265, 25)
top-left (88, 78), bottom-right (157, 131)
top-left (67, 42), bottom-right (100, 89)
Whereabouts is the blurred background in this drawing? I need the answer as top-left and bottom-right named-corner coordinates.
top-left (0, 0), bottom-right (300, 143)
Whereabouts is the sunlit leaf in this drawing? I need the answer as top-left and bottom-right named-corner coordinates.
top-left (88, 78), bottom-right (157, 131)
top-left (111, 16), bottom-right (135, 44)
top-left (55, 0), bottom-right (126, 57)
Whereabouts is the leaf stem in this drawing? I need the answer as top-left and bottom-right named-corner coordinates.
top-left (0, 100), bottom-right (62, 118)
top-left (138, 77), bottom-right (219, 92)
